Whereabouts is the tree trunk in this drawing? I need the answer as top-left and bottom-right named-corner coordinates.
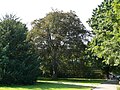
top-left (52, 59), bottom-right (58, 79)
top-left (105, 65), bottom-right (110, 79)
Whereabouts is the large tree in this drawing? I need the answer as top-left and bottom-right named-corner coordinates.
top-left (88, 0), bottom-right (120, 65)
top-left (87, 0), bottom-right (120, 77)
top-left (28, 10), bottom-right (89, 79)
top-left (0, 15), bottom-right (40, 85)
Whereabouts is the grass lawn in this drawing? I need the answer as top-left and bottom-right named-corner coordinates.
top-left (117, 86), bottom-right (120, 90)
top-left (0, 82), bottom-right (91, 90)
top-left (0, 78), bottom-right (105, 90)
top-left (39, 78), bottom-right (106, 84)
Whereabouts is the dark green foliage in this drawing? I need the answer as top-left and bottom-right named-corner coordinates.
top-left (0, 15), bottom-right (40, 85)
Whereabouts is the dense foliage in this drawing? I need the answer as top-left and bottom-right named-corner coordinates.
top-left (87, 0), bottom-right (120, 78)
top-left (0, 15), bottom-right (40, 85)
top-left (87, 0), bottom-right (120, 66)
top-left (1, 0), bottom-right (120, 82)
top-left (28, 10), bottom-right (90, 79)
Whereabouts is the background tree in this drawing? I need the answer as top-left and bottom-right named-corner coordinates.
top-left (28, 10), bottom-right (89, 79)
top-left (87, 0), bottom-right (120, 78)
top-left (0, 15), bottom-right (40, 85)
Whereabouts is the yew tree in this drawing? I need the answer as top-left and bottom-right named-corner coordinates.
top-left (0, 15), bottom-right (40, 85)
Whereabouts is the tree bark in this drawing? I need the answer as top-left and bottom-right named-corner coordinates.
top-left (51, 47), bottom-right (58, 79)
top-left (52, 59), bottom-right (58, 79)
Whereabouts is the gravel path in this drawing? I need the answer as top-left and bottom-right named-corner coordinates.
top-left (92, 80), bottom-right (118, 90)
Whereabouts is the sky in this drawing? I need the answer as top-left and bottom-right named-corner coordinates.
top-left (0, 0), bottom-right (103, 30)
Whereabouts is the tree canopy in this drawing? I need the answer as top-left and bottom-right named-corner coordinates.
top-left (28, 10), bottom-right (89, 79)
top-left (0, 15), bottom-right (40, 85)
top-left (87, 0), bottom-right (120, 66)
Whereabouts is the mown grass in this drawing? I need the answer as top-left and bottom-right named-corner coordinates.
top-left (0, 82), bottom-right (91, 90)
top-left (117, 86), bottom-right (120, 90)
top-left (0, 78), bottom-right (106, 90)
top-left (39, 78), bottom-right (106, 84)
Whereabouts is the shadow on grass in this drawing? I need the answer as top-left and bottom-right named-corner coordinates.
top-left (0, 82), bottom-right (92, 90)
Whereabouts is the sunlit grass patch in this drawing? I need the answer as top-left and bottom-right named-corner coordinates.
top-left (0, 82), bottom-right (91, 90)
